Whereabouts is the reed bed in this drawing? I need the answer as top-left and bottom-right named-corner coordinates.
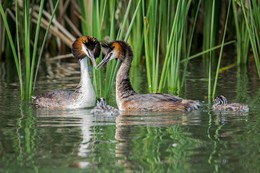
top-left (0, 0), bottom-right (259, 102)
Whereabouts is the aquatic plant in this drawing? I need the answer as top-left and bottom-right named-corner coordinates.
top-left (1, 0), bottom-right (260, 103)
top-left (232, 0), bottom-right (250, 65)
top-left (240, 0), bottom-right (260, 77)
top-left (212, 0), bottom-right (232, 99)
top-left (0, 0), bottom-right (60, 100)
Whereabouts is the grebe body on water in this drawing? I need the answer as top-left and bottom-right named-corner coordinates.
top-left (97, 41), bottom-right (200, 112)
top-left (212, 95), bottom-right (249, 112)
top-left (91, 98), bottom-right (119, 116)
top-left (32, 36), bottom-right (100, 109)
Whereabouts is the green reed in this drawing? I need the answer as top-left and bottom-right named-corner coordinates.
top-left (130, 0), bottom-right (143, 66)
top-left (0, 2), bottom-right (22, 96)
top-left (78, 0), bottom-right (140, 99)
top-left (181, 0), bottom-right (202, 88)
top-left (240, 0), bottom-right (260, 77)
top-left (158, 1), bottom-right (192, 93)
top-left (142, 1), bottom-right (190, 93)
top-left (207, 0), bottom-right (216, 102)
top-left (104, 0), bottom-right (141, 99)
top-left (0, 0), bottom-right (60, 100)
top-left (103, 0), bottom-right (133, 99)
top-left (142, 0), bottom-right (159, 93)
top-left (202, 0), bottom-right (220, 60)
top-left (3, 0), bottom-right (260, 103)
top-left (90, 0), bottom-right (237, 98)
top-left (212, 0), bottom-right (232, 99)
top-left (232, 0), bottom-right (250, 65)
top-left (163, 0), bottom-right (187, 93)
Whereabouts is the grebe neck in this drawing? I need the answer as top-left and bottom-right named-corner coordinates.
top-left (116, 55), bottom-right (136, 100)
top-left (78, 58), bottom-right (95, 93)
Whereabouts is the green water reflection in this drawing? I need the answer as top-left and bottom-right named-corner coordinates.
top-left (0, 61), bottom-right (260, 173)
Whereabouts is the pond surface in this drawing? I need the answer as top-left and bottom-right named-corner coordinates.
top-left (0, 60), bottom-right (260, 173)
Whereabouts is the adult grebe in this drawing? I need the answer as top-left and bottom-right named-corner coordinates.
top-left (32, 36), bottom-right (100, 109)
top-left (91, 98), bottom-right (119, 116)
top-left (212, 95), bottom-right (249, 112)
top-left (97, 40), bottom-right (200, 112)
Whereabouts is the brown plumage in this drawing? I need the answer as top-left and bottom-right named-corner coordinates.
top-left (97, 40), bottom-right (200, 112)
top-left (72, 36), bottom-right (101, 62)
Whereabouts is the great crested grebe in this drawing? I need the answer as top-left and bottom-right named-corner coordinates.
top-left (212, 95), bottom-right (249, 112)
top-left (91, 98), bottom-right (119, 116)
top-left (32, 36), bottom-right (100, 109)
top-left (97, 40), bottom-right (200, 112)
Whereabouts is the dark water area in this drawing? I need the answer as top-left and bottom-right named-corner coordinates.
top-left (1, 60), bottom-right (260, 173)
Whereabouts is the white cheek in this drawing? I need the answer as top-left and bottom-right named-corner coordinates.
top-left (82, 44), bottom-right (90, 57)
top-left (110, 51), bottom-right (118, 60)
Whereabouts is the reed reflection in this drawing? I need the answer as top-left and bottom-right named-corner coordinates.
top-left (114, 111), bottom-right (202, 172)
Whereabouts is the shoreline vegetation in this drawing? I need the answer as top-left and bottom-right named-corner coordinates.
top-left (0, 0), bottom-right (258, 102)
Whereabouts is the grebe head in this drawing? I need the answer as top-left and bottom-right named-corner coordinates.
top-left (97, 97), bottom-right (107, 108)
top-left (97, 41), bottom-right (133, 69)
top-left (72, 36), bottom-right (101, 67)
top-left (214, 95), bottom-right (228, 105)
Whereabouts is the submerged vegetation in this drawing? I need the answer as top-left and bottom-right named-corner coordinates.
top-left (0, 0), bottom-right (259, 101)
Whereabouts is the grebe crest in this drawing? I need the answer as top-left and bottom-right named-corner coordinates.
top-left (91, 98), bottom-right (119, 116)
top-left (32, 36), bottom-right (100, 109)
top-left (97, 40), bottom-right (200, 112)
top-left (212, 95), bottom-right (249, 112)
top-left (72, 36), bottom-right (101, 67)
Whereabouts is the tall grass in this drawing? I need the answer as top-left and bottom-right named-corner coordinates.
top-left (212, 0), bottom-right (232, 99)
top-left (206, 0), bottom-right (216, 101)
top-left (240, 0), bottom-right (260, 77)
top-left (0, 2), bottom-right (22, 94)
top-left (141, 1), bottom-right (195, 94)
top-left (232, 0), bottom-right (250, 65)
top-left (1, 0), bottom-right (260, 103)
top-left (0, 0), bottom-right (60, 100)
top-left (77, 0), bottom-right (141, 99)
top-left (202, 0), bottom-right (221, 60)
top-left (158, 1), bottom-right (192, 93)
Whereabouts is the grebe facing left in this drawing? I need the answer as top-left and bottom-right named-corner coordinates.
top-left (212, 95), bottom-right (249, 112)
top-left (97, 40), bottom-right (200, 112)
top-left (32, 36), bottom-right (100, 109)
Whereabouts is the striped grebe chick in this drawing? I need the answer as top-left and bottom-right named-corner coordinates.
top-left (212, 95), bottom-right (249, 112)
top-left (91, 98), bottom-right (119, 116)
top-left (97, 41), bottom-right (200, 112)
top-left (32, 36), bottom-right (100, 109)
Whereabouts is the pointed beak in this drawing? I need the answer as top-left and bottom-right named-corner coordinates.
top-left (96, 52), bottom-right (112, 69)
top-left (81, 44), bottom-right (97, 68)
top-left (86, 50), bottom-right (97, 68)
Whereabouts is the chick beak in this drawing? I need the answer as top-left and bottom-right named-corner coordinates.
top-left (97, 52), bottom-right (112, 69)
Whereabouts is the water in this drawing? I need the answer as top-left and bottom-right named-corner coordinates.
top-left (1, 61), bottom-right (260, 173)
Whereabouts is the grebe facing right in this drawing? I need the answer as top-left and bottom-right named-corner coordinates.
top-left (97, 40), bottom-right (200, 112)
top-left (32, 36), bottom-right (100, 109)
top-left (212, 95), bottom-right (249, 112)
